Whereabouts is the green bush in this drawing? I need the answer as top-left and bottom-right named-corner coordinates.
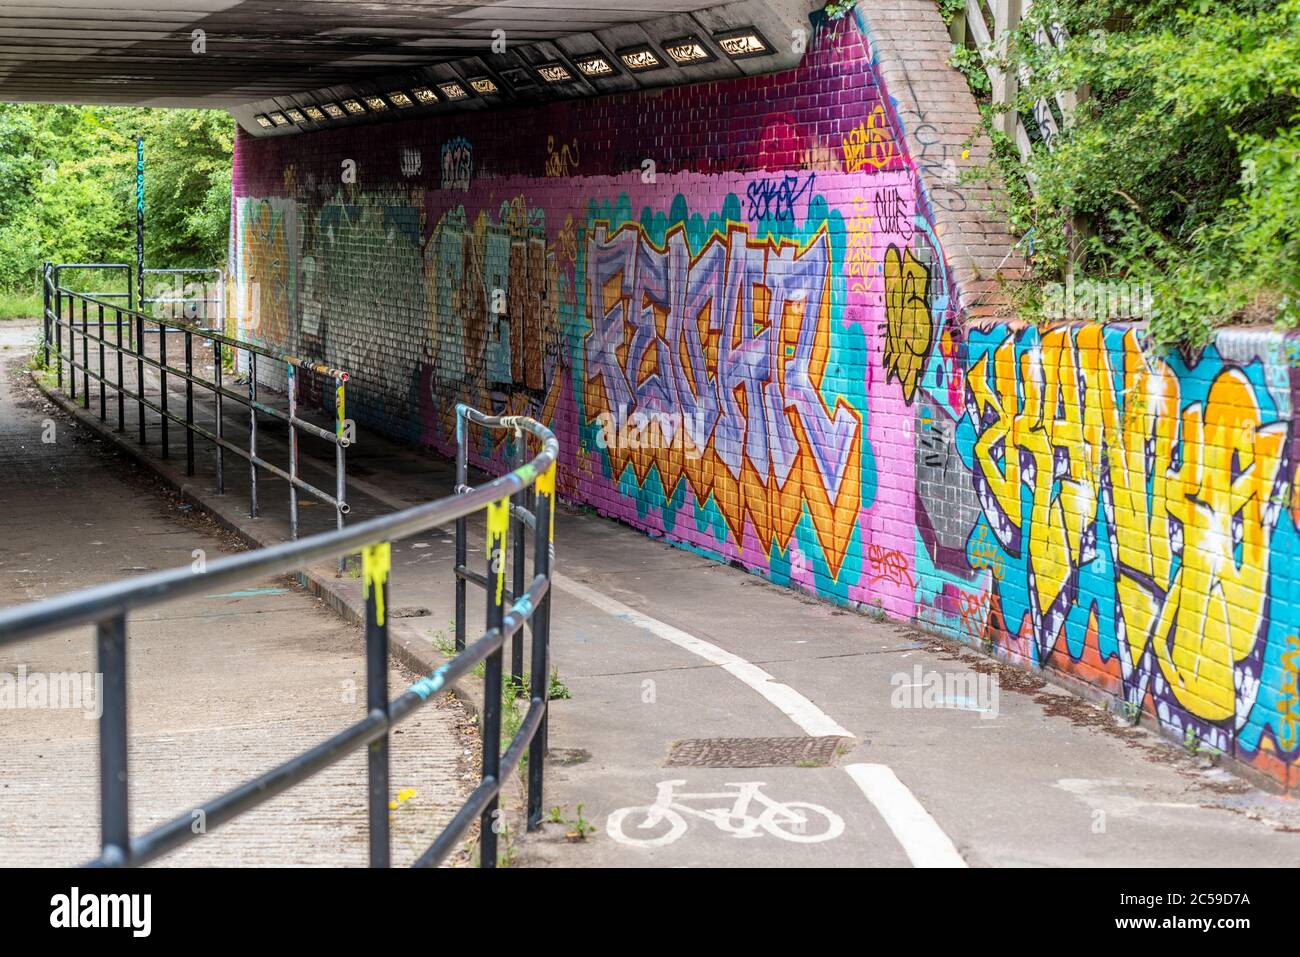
top-left (0, 105), bottom-right (233, 296)
top-left (959, 0), bottom-right (1300, 344)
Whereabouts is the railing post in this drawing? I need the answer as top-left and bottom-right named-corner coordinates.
top-left (96, 614), bottom-right (130, 866)
top-left (69, 297), bottom-right (76, 403)
top-left (98, 303), bottom-right (106, 421)
top-left (42, 263), bottom-right (50, 370)
top-left (288, 362), bottom-right (298, 540)
top-left (136, 314), bottom-right (146, 444)
top-left (115, 307), bottom-right (124, 431)
top-left (54, 283), bottom-right (63, 390)
top-left (454, 405), bottom-right (468, 652)
top-left (527, 463), bottom-right (555, 831)
top-left (510, 429), bottom-right (527, 690)
top-left (480, 496), bottom-right (509, 868)
top-left (185, 331), bottom-right (195, 475)
top-left (335, 375), bottom-right (348, 574)
top-left (214, 342), bottom-right (225, 494)
top-left (159, 319), bottom-right (169, 458)
top-left (81, 298), bottom-right (89, 409)
top-left (363, 542), bottom-right (392, 868)
top-left (248, 352), bottom-right (258, 518)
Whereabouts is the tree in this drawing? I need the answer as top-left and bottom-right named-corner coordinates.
top-left (0, 104), bottom-right (233, 292)
top-left (967, 0), bottom-right (1300, 343)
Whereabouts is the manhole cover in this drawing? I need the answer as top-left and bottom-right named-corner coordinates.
top-left (664, 736), bottom-right (850, 768)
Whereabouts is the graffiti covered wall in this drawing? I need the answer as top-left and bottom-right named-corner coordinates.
top-left (231, 11), bottom-right (1300, 787)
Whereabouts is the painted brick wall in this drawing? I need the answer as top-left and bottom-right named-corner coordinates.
top-left (231, 9), bottom-right (1300, 789)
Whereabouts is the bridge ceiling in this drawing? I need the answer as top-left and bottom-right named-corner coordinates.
top-left (0, 0), bottom-right (776, 107)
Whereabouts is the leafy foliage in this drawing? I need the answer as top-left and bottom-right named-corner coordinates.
top-left (0, 105), bottom-right (232, 293)
top-left (961, 0), bottom-right (1300, 344)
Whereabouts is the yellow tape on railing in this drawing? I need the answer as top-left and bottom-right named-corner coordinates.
top-left (536, 463), bottom-right (556, 541)
top-left (486, 496), bottom-right (509, 605)
top-left (362, 542), bottom-right (391, 626)
top-left (335, 382), bottom-right (346, 436)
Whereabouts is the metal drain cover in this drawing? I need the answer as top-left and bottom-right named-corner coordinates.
top-left (665, 736), bottom-right (850, 768)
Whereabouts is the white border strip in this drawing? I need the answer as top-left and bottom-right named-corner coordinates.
top-left (555, 574), bottom-right (853, 739)
top-left (845, 763), bottom-right (967, 867)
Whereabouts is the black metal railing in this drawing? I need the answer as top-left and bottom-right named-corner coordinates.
top-left (0, 405), bottom-right (559, 868)
top-left (42, 263), bottom-right (349, 550)
top-left (48, 263), bottom-right (133, 309)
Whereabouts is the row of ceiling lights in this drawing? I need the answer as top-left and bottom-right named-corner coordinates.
top-left (253, 27), bottom-right (772, 130)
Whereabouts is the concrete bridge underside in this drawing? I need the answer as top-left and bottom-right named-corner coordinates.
top-left (0, 1), bottom-right (728, 104)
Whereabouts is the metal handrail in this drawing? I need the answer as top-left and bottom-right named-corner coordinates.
top-left (42, 263), bottom-right (349, 550)
top-left (0, 405), bottom-right (560, 869)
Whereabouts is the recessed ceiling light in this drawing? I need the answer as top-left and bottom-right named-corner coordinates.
top-left (663, 35), bottom-right (716, 65)
top-left (284, 108), bottom-right (306, 123)
top-left (268, 111), bottom-right (290, 126)
top-left (320, 102), bottom-right (346, 118)
top-left (617, 45), bottom-right (664, 72)
top-left (713, 28), bottom-right (772, 59)
top-left (302, 105), bottom-right (325, 120)
top-left (438, 80), bottom-right (469, 100)
top-left (341, 98), bottom-right (367, 115)
top-left (468, 76), bottom-right (498, 95)
top-left (500, 68), bottom-right (536, 89)
top-left (254, 114), bottom-right (273, 128)
top-left (387, 90), bottom-right (414, 108)
top-left (410, 86), bottom-right (438, 104)
top-left (573, 53), bottom-right (616, 77)
top-left (363, 95), bottom-right (388, 111)
top-left (536, 62), bottom-right (573, 84)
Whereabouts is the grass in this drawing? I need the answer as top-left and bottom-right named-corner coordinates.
top-left (546, 803), bottom-right (597, 841)
top-left (0, 287), bottom-right (42, 321)
top-left (546, 668), bottom-right (572, 700)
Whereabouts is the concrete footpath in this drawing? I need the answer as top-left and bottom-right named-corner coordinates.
top-left (23, 318), bottom-right (1300, 868)
top-left (0, 320), bottom-right (472, 867)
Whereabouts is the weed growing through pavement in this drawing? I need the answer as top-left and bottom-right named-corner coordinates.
top-left (547, 803), bottom-right (597, 841)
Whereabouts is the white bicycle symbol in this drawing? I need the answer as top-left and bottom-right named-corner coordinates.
top-left (606, 780), bottom-right (845, 848)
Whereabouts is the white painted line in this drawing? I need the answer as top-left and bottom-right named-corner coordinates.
top-left (844, 763), bottom-right (967, 868)
top-left (554, 574), bottom-right (853, 739)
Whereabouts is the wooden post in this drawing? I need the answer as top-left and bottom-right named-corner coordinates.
top-left (949, 3), bottom-right (968, 47)
top-left (993, 0), bottom-right (1023, 141)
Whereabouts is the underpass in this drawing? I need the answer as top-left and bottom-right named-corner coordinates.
top-left (3, 0), bottom-right (1299, 876)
